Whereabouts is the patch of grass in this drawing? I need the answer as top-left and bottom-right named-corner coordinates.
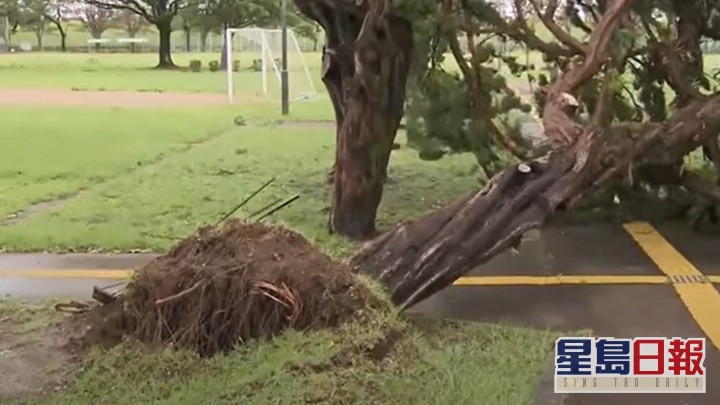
top-left (0, 126), bottom-right (479, 256)
top-left (0, 106), bottom-right (242, 219)
top-left (35, 287), bottom-right (561, 405)
top-left (0, 299), bottom-right (65, 348)
top-left (0, 52), bottom-right (325, 97)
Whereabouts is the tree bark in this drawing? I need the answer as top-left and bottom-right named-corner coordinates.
top-left (220, 26), bottom-right (229, 71)
top-left (200, 29), bottom-right (209, 52)
top-left (46, 17), bottom-right (66, 52)
top-left (156, 20), bottom-right (175, 69)
top-left (184, 27), bottom-right (191, 52)
top-left (293, 0), bottom-right (414, 238)
top-left (353, 95), bottom-right (720, 309)
top-left (349, 0), bottom-right (720, 309)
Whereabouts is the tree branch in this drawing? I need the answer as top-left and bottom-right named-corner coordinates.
top-left (541, 0), bottom-right (635, 145)
top-left (528, 0), bottom-right (586, 54)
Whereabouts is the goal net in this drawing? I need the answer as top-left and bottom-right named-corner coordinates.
top-left (225, 28), bottom-right (317, 103)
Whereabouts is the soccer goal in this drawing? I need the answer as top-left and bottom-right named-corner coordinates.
top-left (225, 28), bottom-right (317, 103)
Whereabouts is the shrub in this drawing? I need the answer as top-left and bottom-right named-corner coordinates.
top-left (232, 60), bottom-right (240, 72)
top-left (209, 61), bottom-right (220, 72)
top-left (189, 60), bottom-right (202, 72)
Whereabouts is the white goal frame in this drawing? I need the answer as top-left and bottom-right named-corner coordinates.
top-left (224, 27), bottom-right (317, 103)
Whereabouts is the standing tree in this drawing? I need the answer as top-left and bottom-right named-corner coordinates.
top-left (191, 0), bottom-right (279, 69)
top-left (84, 0), bottom-right (181, 68)
top-left (17, 0), bottom-right (50, 50)
top-left (190, 0), bottom-right (313, 69)
top-left (294, 0), bottom-right (720, 308)
top-left (79, 4), bottom-right (115, 51)
top-left (117, 9), bottom-right (147, 52)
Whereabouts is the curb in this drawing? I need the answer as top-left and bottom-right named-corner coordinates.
top-left (532, 354), bottom-right (565, 405)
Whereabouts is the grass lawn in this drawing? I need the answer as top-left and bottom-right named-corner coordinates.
top-left (0, 52), bottom-right (325, 97)
top-left (2, 290), bottom-right (562, 405)
top-left (0, 106), bottom-right (242, 220)
top-left (0, 116), bottom-right (478, 255)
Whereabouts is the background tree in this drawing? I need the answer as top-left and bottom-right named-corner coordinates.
top-left (189, 0), bottom-right (314, 69)
top-left (294, 0), bottom-right (720, 308)
top-left (16, 0), bottom-right (51, 50)
top-left (42, 0), bottom-right (69, 51)
top-left (79, 4), bottom-right (115, 50)
top-left (0, 0), bottom-right (22, 46)
top-left (117, 9), bottom-right (147, 52)
top-left (84, 0), bottom-right (181, 68)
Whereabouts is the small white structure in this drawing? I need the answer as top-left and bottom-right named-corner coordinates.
top-left (224, 27), bottom-right (317, 103)
top-left (117, 37), bottom-right (148, 52)
top-left (87, 38), bottom-right (112, 52)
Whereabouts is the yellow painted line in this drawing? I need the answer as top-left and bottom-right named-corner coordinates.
top-left (624, 222), bottom-right (720, 351)
top-left (0, 269), bottom-right (132, 279)
top-left (709, 275), bottom-right (720, 283)
top-left (453, 275), bottom-right (670, 286)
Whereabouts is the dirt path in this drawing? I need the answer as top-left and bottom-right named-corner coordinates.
top-left (0, 88), bottom-right (228, 108)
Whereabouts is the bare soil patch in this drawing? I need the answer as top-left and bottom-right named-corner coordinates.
top-left (0, 88), bottom-right (229, 108)
top-left (0, 309), bottom-right (85, 401)
top-left (82, 220), bottom-right (374, 356)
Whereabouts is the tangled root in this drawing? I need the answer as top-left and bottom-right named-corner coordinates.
top-left (122, 220), bottom-right (372, 356)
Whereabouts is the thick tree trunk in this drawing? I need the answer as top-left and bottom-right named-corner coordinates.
top-left (294, 0), bottom-right (414, 238)
top-left (156, 20), bottom-right (175, 69)
top-left (353, 96), bottom-right (720, 309)
top-left (350, 0), bottom-right (720, 309)
top-left (220, 28), bottom-right (228, 71)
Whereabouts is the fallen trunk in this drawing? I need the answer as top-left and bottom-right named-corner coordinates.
top-left (353, 95), bottom-right (720, 309)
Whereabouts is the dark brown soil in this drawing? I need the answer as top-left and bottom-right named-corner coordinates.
top-left (87, 220), bottom-right (374, 356)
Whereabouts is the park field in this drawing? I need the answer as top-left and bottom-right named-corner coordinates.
top-left (0, 51), bottom-right (564, 404)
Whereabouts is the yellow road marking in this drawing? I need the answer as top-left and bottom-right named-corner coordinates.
top-left (0, 269), bottom-right (719, 287)
top-left (624, 222), bottom-right (720, 351)
top-left (453, 275), bottom-right (670, 285)
top-left (0, 269), bottom-right (132, 279)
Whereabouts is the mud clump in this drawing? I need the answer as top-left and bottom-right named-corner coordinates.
top-left (115, 219), bottom-right (373, 356)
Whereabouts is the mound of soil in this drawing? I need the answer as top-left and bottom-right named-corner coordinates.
top-left (113, 220), bottom-right (373, 356)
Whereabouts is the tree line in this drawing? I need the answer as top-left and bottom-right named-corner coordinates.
top-left (0, 0), bottom-right (318, 68)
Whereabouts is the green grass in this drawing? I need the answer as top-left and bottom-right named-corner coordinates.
top-left (0, 106), bottom-right (244, 219)
top-left (21, 288), bottom-right (561, 405)
top-left (0, 120), bottom-right (478, 255)
top-left (0, 52), bottom-right (325, 96)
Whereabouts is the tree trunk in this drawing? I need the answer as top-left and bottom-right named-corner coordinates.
top-left (200, 29), bottom-right (209, 52)
top-left (47, 17), bottom-right (66, 52)
top-left (294, 0), bottom-right (415, 238)
top-left (347, 0), bottom-right (720, 309)
top-left (156, 20), bottom-right (175, 69)
top-left (59, 30), bottom-right (67, 52)
top-left (184, 28), bottom-right (191, 52)
top-left (220, 24), bottom-right (229, 70)
top-left (353, 95), bottom-right (720, 309)
top-left (35, 28), bottom-right (44, 51)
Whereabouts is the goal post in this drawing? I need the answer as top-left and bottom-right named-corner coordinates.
top-left (225, 27), bottom-right (317, 104)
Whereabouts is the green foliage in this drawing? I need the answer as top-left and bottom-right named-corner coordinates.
top-left (188, 59), bottom-right (202, 72)
top-left (208, 60), bottom-right (219, 71)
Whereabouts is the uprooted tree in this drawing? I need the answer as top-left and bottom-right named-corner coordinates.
top-left (294, 0), bottom-right (720, 309)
